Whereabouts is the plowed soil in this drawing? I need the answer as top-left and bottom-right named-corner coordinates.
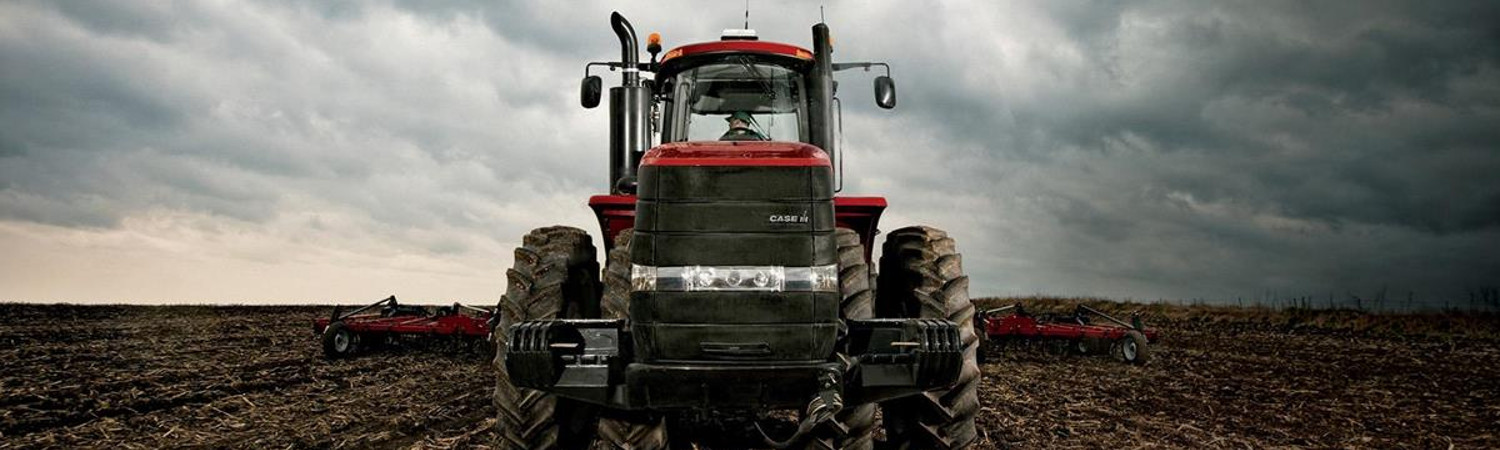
top-left (972, 299), bottom-right (1500, 449)
top-left (0, 305), bottom-right (494, 449)
top-left (1, 301), bottom-right (1496, 449)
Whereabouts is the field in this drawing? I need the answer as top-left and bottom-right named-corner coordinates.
top-left (0, 305), bottom-right (494, 449)
top-left (971, 298), bottom-right (1500, 448)
top-left (1, 300), bottom-right (1496, 449)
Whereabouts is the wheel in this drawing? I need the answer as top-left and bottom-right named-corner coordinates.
top-left (1116, 330), bottom-right (1150, 365)
top-left (800, 228), bottom-right (878, 450)
top-left (1046, 339), bottom-right (1071, 356)
top-left (321, 321), bottom-right (357, 359)
top-left (875, 226), bottom-right (980, 449)
top-left (523, 225), bottom-right (603, 319)
top-left (494, 226), bottom-right (602, 450)
top-left (599, 229), bottom-right (640, 323)
top-left (595, 229), bottom-right (672, 450)
top-left (1080, 337), bottom-right (1110, 356)
top-left (1075, 338), bottom-right (1106, 355)
top-left (974, 313), bottom-right (990, 365)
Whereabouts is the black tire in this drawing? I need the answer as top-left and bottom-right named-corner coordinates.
top-left (595, 229), bottom-right (672, 450)
top-left (321, 321), bottom-right (356, 359)
top-left (1081, 337), bottom-right (1110, 356)
top-left (523, 225), bottom-right (603, 319)
top-left (800, 228), bottom-right (878, 450)
top-left (1116, 330), bottom-right (1150, 365)
top-left (974, 312), bottom-right (990, 365)
top-left (975, 339), bottom-right (989, 365)
top-left (875, 226), bottom-right (980, 449)
top-left (599, 229), bottom-right (637, 322)
top-left (494, 226), bottom-right (601, 450)
top-left (1080, 339), bottom-right (1104, 357)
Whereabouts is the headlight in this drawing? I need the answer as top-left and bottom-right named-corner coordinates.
top-left (631, 264), bottom-right (838, 293)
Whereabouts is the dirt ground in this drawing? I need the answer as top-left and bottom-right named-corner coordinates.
top-left (1, 301), bottom-right (1496, 449)
top-left (971, 299), bottom-right (1500, 449)
top-left (0, 305), bottom-right (494, 449)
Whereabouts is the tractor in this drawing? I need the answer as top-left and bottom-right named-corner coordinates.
top-left (493, 12), bottom-right (980, 449)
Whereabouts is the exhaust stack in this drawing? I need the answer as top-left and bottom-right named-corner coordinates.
top-left (609, 12), bottom-right (651, 194)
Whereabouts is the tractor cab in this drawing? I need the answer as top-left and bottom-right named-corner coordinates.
top-left (578, 26), bottom-right (895, 184)
top-left (580, 23), bottom-right (896, 250)
top-left (655, 40), bottom-right (815, 144)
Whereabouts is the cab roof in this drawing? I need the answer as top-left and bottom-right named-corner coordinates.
top-left (659, 40), bottom-right (813, 74)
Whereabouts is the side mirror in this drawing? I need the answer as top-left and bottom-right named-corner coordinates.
top-left (581, 75), bottom-right (602, 108)
top-left (874, 76), bottom-right (896, 109)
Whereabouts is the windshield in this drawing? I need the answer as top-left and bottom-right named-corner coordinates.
top-left (670, 59), bottom-right (805, 142)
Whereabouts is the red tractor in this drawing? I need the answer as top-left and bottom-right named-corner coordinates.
top-left (493, 13), bottom-right (980, 449)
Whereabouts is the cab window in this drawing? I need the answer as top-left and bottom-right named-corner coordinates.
top-left (668, 58), bottom-right (806, 143)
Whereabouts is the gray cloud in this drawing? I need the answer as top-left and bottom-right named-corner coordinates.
top-left (828, 1), bottom-right (1500, 302)
top-left (0, 0), bottom-right (1496, 305)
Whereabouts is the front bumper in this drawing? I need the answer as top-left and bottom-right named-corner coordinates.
top-left (505, 318), bottom-right (961, 411)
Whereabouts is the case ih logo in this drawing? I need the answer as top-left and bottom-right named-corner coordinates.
top-left (768, 213), bottom-right (809, 224)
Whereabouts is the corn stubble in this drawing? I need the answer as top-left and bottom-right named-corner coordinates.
top-left (1, 300), bottom-right (1495, 448)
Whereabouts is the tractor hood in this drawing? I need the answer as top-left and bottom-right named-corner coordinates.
top-left (641, 141), bottom-right (830, 168)
top-left (631, 139), bottom-right (839, 365)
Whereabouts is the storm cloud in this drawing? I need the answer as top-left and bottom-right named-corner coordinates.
top-left (1, 1), bottom-right (1496, 306)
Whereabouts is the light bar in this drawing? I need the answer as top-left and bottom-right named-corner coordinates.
top-left (632, 264), bottom-right (837, 293)
top-left (720, 29), bottom-right (759, 41)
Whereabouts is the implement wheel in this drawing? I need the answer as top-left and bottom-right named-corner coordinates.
top-left (1076, 338), bottom-right (1106, 355)
top-left (493, 226), bottom-right (602, 450)
top-left (321, 321), bottom-right (356, 359)
top-left (595, 229), bottom-right (672, 450)
top-left (876, 226), bottom-right (980, 449)
top-left (1116, 330), bottom-right (1150, 365)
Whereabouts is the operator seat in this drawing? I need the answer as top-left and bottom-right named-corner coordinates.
top-left (719, 128), bottom-right (767, 141)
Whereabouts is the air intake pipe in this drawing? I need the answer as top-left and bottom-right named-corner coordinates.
top-left (609, 12), bottom-right (651, 194)
top-left (808, 23), bottom-right (836, 172)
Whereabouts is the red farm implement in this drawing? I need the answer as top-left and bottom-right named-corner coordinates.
top-left (978, 303), bottom-right (1161, 365)
top-left (312, 296), bottom-right (495, 359)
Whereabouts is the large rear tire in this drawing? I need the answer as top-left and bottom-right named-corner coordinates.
top-left (595, 229), bottom-right (672, 450)
top-left (494, 226), bottom-right (601, 450)
top-left (875, 226), bottom-right (980, 449)
top-left (799, 228), bottom-right (878, 450)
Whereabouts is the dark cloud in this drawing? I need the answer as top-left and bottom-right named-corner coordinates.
top-left (0, 0), bottom-right (1496, 305)
top-left (824, 1), bottom-right (1500, 303)
top-left (869, 2), bottom-right (1499, 240)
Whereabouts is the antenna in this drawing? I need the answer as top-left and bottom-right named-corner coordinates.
top-left (820, 6), bottom-right (825, 23)
top-left (744, 0), bottom-right (750, 29)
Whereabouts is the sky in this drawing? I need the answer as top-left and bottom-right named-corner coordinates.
top-left (1, 1), bottom-right (1497, 306)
